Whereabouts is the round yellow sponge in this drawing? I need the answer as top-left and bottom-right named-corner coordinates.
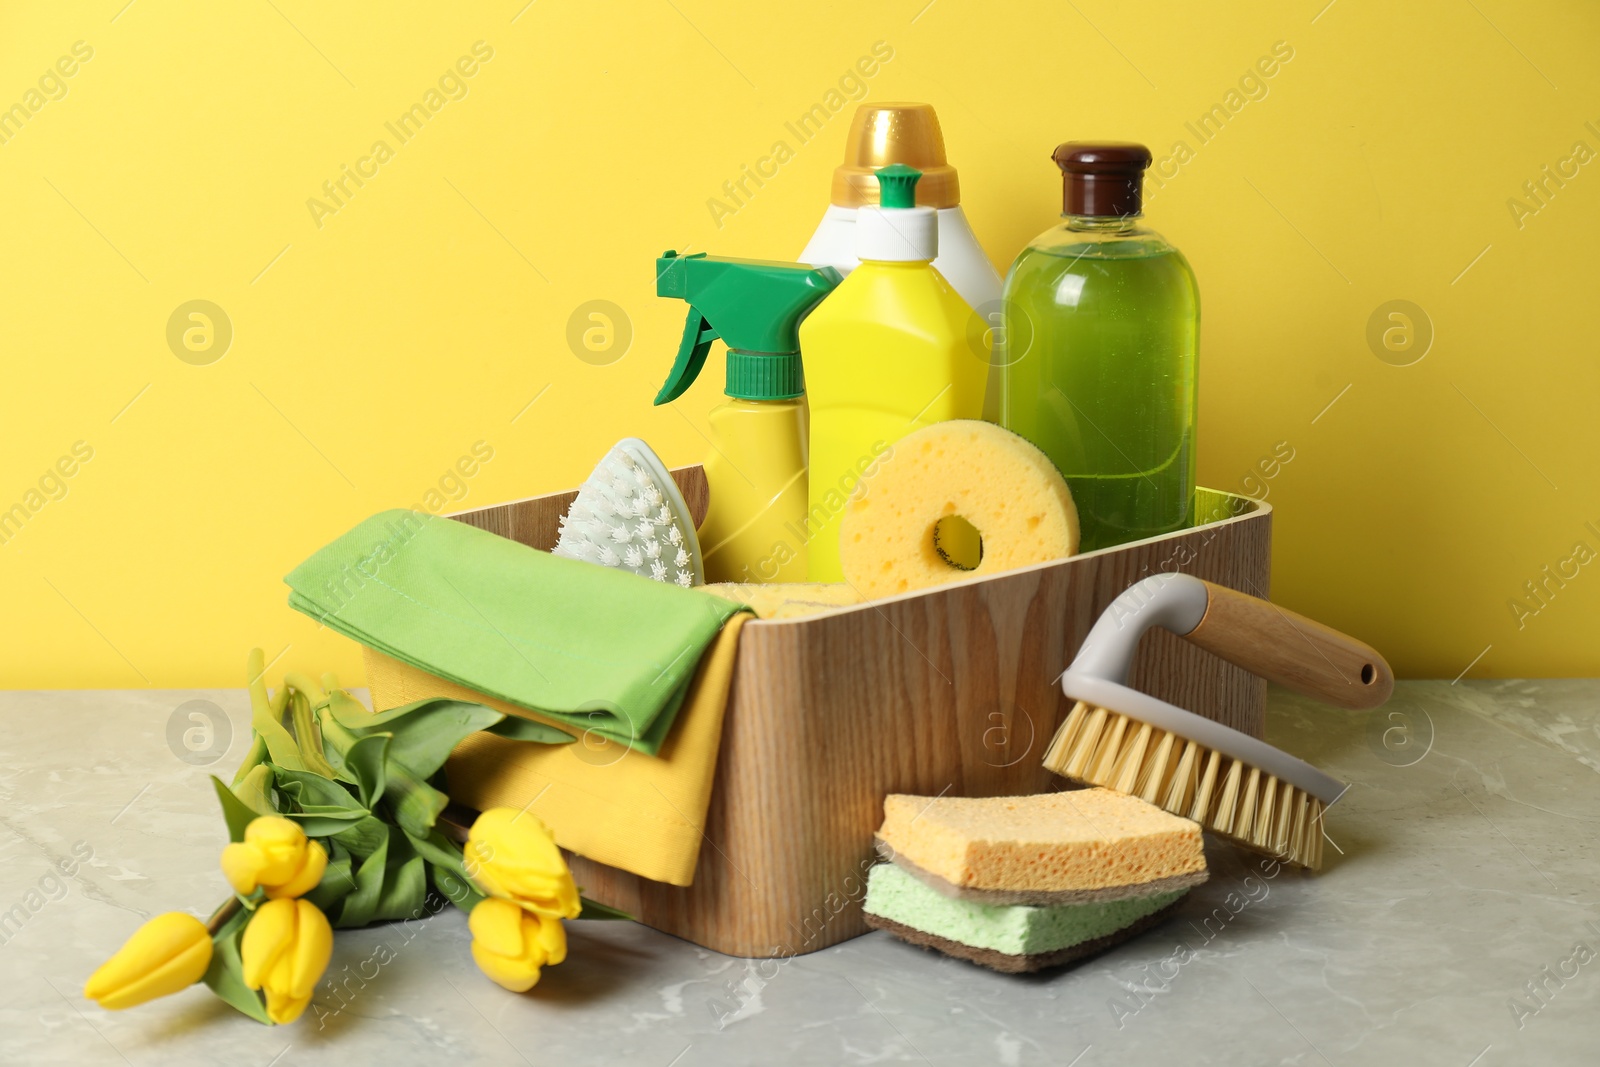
top-left (839, 420), bottom-right (1079, 598)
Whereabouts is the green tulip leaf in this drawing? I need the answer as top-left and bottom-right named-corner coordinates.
top-left (325, 687), bottom-right (386, 729)
top-left (343, 733), bottom-right (390, 810)
top-left (577, 896), bottom-right (636, 922)
top-left (374, 831), bottom-right (428, 923)
top-left (234, 764), bottom-right (277, 819)
top-left (333, 828), bottom-right (431, 928)
top-left (211, 776), bottom-right (259, 843)
top-left (230, 733), bottom-right (268, 787)
top-left (248, 649), bottom-right (305, 773)
top-left (281, 670), bottom-right (326, 707)
top-left (382, 757), bottom-right (448, 840)
top-left (365, 700), bottom-right (505, 779)
top-left (428, 861), bottom-right (485, 914)
top-left (202, 904), bottom-right (269, 1024)
top-left (330, 815), bottom-right (390, 859)
top-left (407, 829), bottom-right (483, 913)
top-left (404, 827), bottom-right (469, 871)
top-left (271, 766), bottom-right (365, 812)
top-left (485, 716), bottom-right (577, 745)
top-left (254, 698), bottom-right (305, 772)
top-left (306, 851), bottom-right (357, 912)
top-left (316, 708), bottom-right (364, 785)
top-left (291, 813), bottom-right (372, 837)
top-left (273, 764), bottom-right (370, 836)
top-left (334, 831), bottom-right (389, 929)
top-left (325, 692), bottom-right (493, 732)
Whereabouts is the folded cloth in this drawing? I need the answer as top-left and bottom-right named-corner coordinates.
top-left (364, 611), bottom-right (748, 886)
top-left (285, 509), bottom-right (746, 755)
top-left (702, 581), bottom-right (863, 618)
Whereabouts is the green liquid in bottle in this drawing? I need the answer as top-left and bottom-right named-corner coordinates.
top-left (991, 221), bottom-right (1198, 551)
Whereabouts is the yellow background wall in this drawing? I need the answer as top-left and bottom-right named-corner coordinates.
top-left (2, 1), bottom-right (1595, 686)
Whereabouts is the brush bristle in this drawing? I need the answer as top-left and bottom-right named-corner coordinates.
top-left (1042, 701), bottom-right (1325, 870)
top-left (553, 448), bottom-right (696, 587)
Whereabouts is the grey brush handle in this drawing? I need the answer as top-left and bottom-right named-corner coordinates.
top-left (1071, 574), bottom-right (1393, 711)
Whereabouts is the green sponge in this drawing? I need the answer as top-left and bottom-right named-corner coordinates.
top-left (863, 862), bottom-right (1185, 973)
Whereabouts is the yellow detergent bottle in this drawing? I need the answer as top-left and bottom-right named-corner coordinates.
top-left (798, 165), bottom-right (987, 582)
top-left (655, 252), bottom-right (840, 583)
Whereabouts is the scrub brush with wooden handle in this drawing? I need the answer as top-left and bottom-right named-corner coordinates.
top-left (1043, 573), bottom-right (1393, 870)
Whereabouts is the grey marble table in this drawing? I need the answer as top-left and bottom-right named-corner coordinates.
top-left (2, 681), bottom-right (1597, 1065)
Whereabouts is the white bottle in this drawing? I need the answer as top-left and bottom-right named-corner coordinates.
top-left (800, 103), bottom-right (1001, 314)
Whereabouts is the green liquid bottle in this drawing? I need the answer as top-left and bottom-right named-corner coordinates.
top-left (987, 142), bottom-right (1198, 551)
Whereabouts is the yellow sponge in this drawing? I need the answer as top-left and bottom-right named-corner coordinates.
top-left (876, 790), bottom-right (1206, 905)
top-left (702, 582), bottom-right (862, 619)
top-left (838, 420), bottom-right (1078, 599)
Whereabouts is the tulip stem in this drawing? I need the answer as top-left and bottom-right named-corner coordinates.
top-left (288, 687), bottom-right (338, 779)
top-left (206, 896), bottom-right (243, 937)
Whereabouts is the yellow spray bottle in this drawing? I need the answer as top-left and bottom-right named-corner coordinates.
top-left (655, 252), bottom-right (840, 583)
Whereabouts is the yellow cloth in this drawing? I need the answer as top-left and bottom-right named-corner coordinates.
top-left (702, 581), bottom-right (863, 618)
top-left (362, 613), bottom-right (748, 887)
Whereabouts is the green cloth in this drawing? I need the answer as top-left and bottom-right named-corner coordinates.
top-left (284, 509), bottom-right (745, 755)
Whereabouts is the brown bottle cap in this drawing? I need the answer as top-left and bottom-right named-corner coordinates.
top-left (830, 103), bottom-right (960, 209)
top-left (1053, 142), bottom-right (1152, 217)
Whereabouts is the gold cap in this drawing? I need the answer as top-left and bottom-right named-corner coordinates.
top-left (829, 103), bottom-right (960, 209)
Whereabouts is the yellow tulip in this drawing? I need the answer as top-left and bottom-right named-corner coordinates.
top-left (469, 897), bottom-right (567, 992)
top-left (241, 898), bottom-right (333, 1024)
top-left (464, 808), bottom-right (580, 919)
top-left (84, 912), bottom-right (213, 1011)
top-left (221, 816), bottom-right (328, 899)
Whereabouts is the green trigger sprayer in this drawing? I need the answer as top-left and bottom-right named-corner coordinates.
top-left (655, 251), bottom-right (840, 583)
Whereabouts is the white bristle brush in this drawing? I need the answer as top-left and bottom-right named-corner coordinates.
top-left (552, 438), bottom-right (703, 587)
top-left (1042, 573), bottom-right (1393, 869)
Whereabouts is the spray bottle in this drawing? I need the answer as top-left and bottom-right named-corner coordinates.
top-left (655, 251), bottom-right (840, 584)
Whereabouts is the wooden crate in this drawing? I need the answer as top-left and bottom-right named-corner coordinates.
top-left (442, 466), bottom-right (1271, 957)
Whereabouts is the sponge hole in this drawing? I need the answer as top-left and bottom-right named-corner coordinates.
top-left (933, 515), bottom-right (983, 571)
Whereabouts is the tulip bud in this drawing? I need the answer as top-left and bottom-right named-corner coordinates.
top-left (469, 897), bottom-right (566, 992)
top-left (221, 816), bottom-right (328, 900)
top-left (241, 898), bottom-right (333, 1024)
top-left (85, 912), bottom-right (213, 1011)
top-left (464, 808), bottom-right (580, 919)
